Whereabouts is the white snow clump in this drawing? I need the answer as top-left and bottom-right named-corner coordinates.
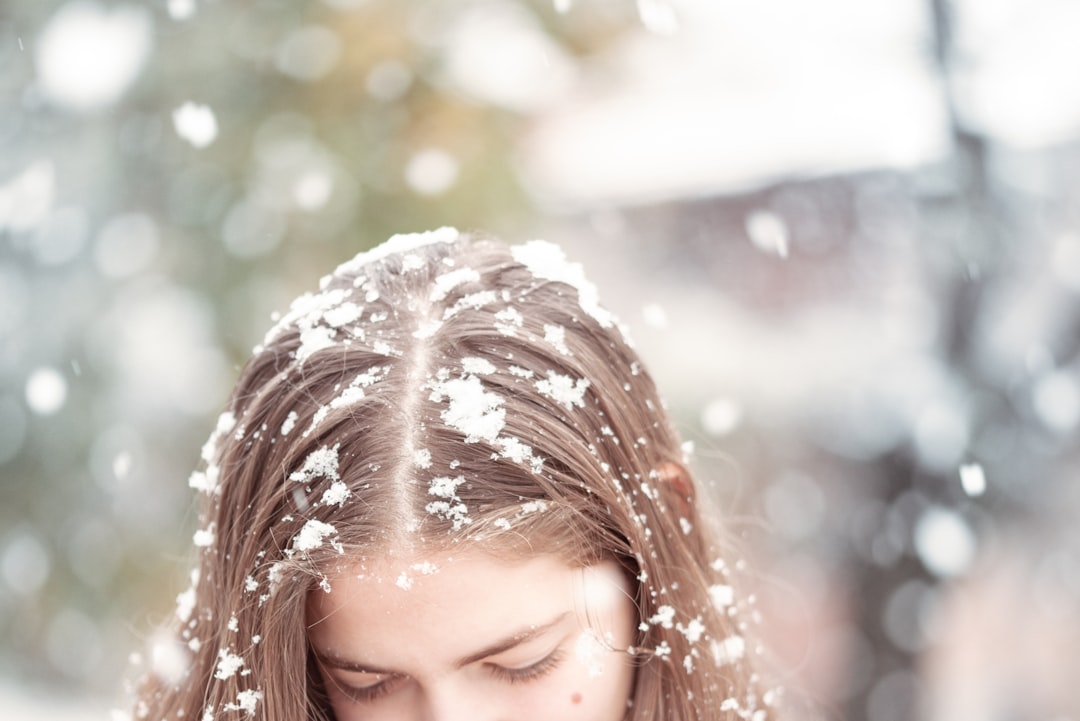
top-left (511, 240), bottom-right (614, 328)
top-left (291, 520), bottom-right (343, 554)
top-left (430, 375), bottom-right (506, 443)
top-left (535, 371), bottom-right (590, 410)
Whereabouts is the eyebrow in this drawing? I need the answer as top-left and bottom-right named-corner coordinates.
top-left (314, 612), bottom-right (571, 675)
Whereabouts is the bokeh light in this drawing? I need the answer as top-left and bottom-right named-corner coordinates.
top-left (4, 1), bottom-right (1080, 720)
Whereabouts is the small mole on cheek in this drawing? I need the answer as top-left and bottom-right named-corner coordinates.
top-left (571, 692), bottom-right (582, 705)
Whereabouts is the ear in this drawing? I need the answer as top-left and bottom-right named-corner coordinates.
top-left (655, 461), bottom-right (694, 517)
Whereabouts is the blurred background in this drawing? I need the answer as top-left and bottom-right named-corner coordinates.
top-left (3, 0), bottom-right (1080, 719)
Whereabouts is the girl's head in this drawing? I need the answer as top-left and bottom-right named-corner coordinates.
top-left (137, 229), bottom-right (775, 721)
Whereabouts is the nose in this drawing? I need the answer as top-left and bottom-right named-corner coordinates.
top-left (420, 679), bottom-right (494, 721)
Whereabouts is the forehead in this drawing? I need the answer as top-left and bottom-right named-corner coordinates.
top-left (306, 552), bottom-right (577, 664)
top-left (310, 551), bottom-right (578, 623)
top-left (306, 551), bottom-right (632, 663)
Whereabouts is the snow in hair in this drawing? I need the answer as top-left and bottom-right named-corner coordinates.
top-left (134, 229), bottom-right (778, 721)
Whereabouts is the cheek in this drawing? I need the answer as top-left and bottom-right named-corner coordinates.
top-left (326, 696), bottom-right (364, 721)
top-left (552, 647), bottom-right (635, 721)
top-left (322, 682), bottom-right (361, 721)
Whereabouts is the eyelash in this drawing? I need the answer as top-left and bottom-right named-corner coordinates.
top-left (488, 649), bottom-right (565, 685)
top-left (333, 650), bottom-right (565, 704)
top-left (335, 675), bottom-right (400, 704)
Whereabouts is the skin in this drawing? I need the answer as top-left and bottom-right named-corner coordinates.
top-left (306, 550), bottom-right (638, 721)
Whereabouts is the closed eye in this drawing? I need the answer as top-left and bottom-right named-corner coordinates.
top-left (328, 672), bottom-right (404, 704)
top-left (326, 652), bottom-right (563, 704)
top-left (487, 648), bottom-right (565, 684)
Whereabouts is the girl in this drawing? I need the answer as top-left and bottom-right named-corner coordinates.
top-left (133, 228), bottom-right (779, 721)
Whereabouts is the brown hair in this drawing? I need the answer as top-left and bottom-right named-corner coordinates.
top-left (132, 229), bottom-right (778, 721)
